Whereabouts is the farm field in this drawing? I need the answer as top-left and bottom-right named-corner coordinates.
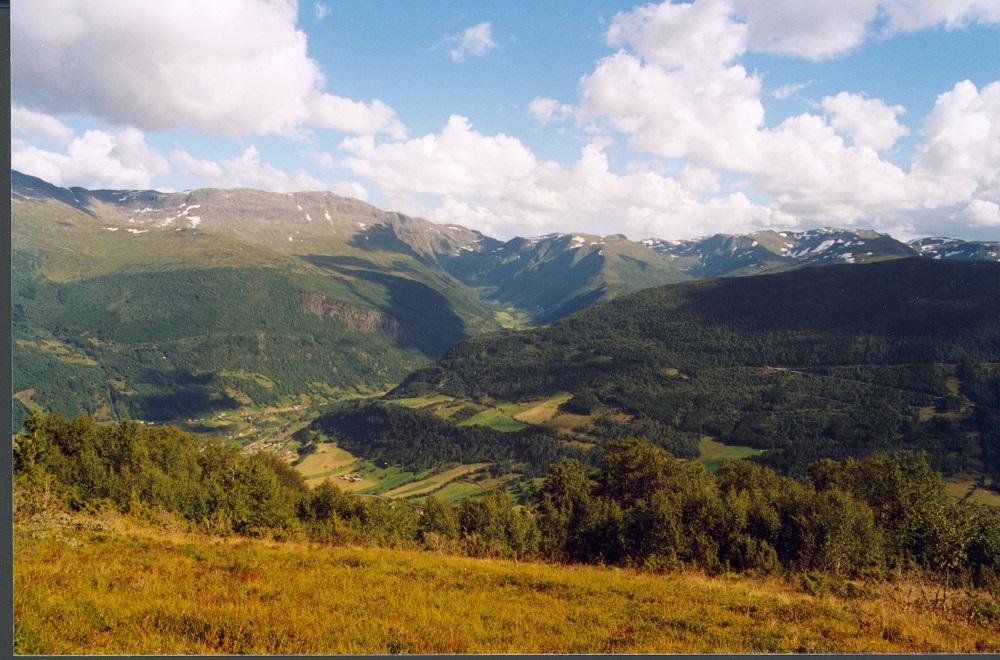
top-left (381, 463), bottom-right (491, 498)
top-left (697, 437), bottom-right (765, 473)
top-left (13, 516), bottom-right (999, 654)
top-left (944, 476), bottom-right (1000, 508)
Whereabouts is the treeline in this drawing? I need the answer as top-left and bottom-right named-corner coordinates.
top-left (13, 413), bottom-right (1000, 589)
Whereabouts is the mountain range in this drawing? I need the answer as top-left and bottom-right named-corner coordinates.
top-left (11, 169), bottom-right (1000, 428)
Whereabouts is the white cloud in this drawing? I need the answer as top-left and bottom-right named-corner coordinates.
top-left (731, 0), bottom-right (1000, 61)
top-left (11, 106), bottom-right (75, 143)
top-left (882, 0), bottom-right (1000, 32)
top-left (339, 115), bottom-right (788, 239)
top-left (12, 0), bottom-right (404, 138)
top-left (341, 115), bottom-right (537, 197)
top-left (329, 181), bottom-right (369, 201)
top-left (755, 113), bottom-right (917, 222)
top-left (169, 149), bottom-right (224, 179)
top-left (606, 0), bottom-right (747, 69)
top-left (13, 127), bottom-right (169, 189)
top-left (313, 1), bottom-right (329, 19)
top-left (769, 81), bottom-right (813, 100)
top-left (448, 22), bottom-right (497, 62)
top-left (959, 198), bottom-right (1000, 226)
top-left (579, 51), bottom-right (764, 171)
top-left (171, 145), bottom-right (366, 198)
top-left (310, 95), bottom-right (407, 139)
top-left (821, 92), bottom-right (909, 151)
top-left (912, 80), bottom-right (1000, 207)
top-left (732, 0), bottom-right (880, 61)
top-left (528, 97), bottom-right (573, 125)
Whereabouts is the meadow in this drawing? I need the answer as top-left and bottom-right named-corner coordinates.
top-left (13, 513), bottom-right (999, 655)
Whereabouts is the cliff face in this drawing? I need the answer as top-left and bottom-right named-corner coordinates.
top-left (299, 292), bottom-right (400, 335)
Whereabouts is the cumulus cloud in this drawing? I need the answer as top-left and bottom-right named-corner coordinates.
top-left (732, 0), bottom-right (879, 61)
top-left (12, 0), bottom-right (404, 138)
top-left (579, 50), bottom-right (764, 171)
top-left (882, 0), bottom-right (1000, 33)
top-left (170, 145), bottom-right (368, 198)
top-left (730, 0), bottom-right (1000, 61)
top-left (11, 106), bottom-right (75, 143)
top-left (959, 199), bottom-right (1000, 226)
top-left (528, 97), bottom-right (574, 125)
top-left (339, 115), bottom-right (788, 239)
top-left (606, 0), bottom-right (747, 69)
top-left (448, 22), bottom-right (497, 62)
top-left (13, 127), bottom-right (169, 189)
top-left (313, 1), bottom-right (329, 19)
top-left (821, 92), bottom-right (909, 151)
top-left (912, 80), bottom-right (1000, 206)
top-left (341, 115), bottom-right (537, 197)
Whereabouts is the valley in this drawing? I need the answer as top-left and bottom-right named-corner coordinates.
top-left (11, 172), bottom-right (1000, 506)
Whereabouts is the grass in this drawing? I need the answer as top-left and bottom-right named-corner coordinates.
top-left (944, 476), bottom-right (1000, 508)
top-left (388, 394), bottom-right (456, 409)
top-left (698, 437), bottom-right (765, 473)
top-left (510, 393), bottom-right (573, 424)
top-left (456, 407), bottom-right (528, 432)
top-left (15, 338), bottom-right (99, 366)
top-left (381, 463), bottom-right (491, 499)
top-left (411, 481), bottom-right (486, 503)
top-left (12, 389), bottom-right (43, 414)
top-left (13, 516), bottom-right (999, 654)
top-left (295, 443), bottom-right (358, 479)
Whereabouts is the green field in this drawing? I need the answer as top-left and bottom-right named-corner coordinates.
top-left (456, 407), bottom-right (528, 432)
top-left (387, 394), bottom-right (456, 409)
top-left (413, 481), bottom-right (486, 503)
top-left (698, 437), bottom-right (765, 473)
top-left (382, 463), bottom-right (491, 498)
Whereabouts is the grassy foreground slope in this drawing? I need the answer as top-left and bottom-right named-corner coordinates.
top-left (14, 515), bottom-right (999, 655)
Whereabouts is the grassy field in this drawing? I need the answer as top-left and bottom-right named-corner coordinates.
top-left (382, 463), bottom-right (491, 499)
top-left (944, 476), bottom-right (1000, 508)
top-left (698, 437), bottom-right (766, 473)
top-left (456, 407), bottom-right (528, 432)
top-left (13, 516), bottom-right (999, 654)
top-left (413, 481), bottom-right (486, 503)
top-left (510, 393), bottom-right (573, 424)
top-left (387, 394), bottom-right (457, 409)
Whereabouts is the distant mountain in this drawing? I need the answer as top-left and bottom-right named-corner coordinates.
top-left (909, 236), bottom-right (1000, 262)
top-left (11, 169), bottom-right (1000, 431)
top-left (390, 258), bottom-right (1000, 476)
top-left (644, 228), bottom-right (907, 278)
top-left (437, 232), bottom-right (689, 324)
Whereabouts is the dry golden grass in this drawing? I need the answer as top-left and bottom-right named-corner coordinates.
top-left (13, 516), bottom-right (1000, 655)
top-left (511, 393), bottom-right (573, 424)
top-left (296, 443), bottom-right (358, 480)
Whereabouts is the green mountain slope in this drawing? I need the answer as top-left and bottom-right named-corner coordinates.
top-left (387, 259), bottom-right (1000, 476)
top-left (11, 171), bottom-right (501, 429)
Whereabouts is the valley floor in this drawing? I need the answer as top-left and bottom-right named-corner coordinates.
top-left (13, 515), bottom-right (999, 654)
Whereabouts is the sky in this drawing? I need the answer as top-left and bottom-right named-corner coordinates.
top-left (10, 0), bottom-right (1000, 241)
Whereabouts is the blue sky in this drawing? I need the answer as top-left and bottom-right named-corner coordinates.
top-left (11, 0), bottom-right (1000, 240)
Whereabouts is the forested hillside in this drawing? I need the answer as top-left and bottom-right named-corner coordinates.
top-left (389, 259), bottom-right (1000, 477)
